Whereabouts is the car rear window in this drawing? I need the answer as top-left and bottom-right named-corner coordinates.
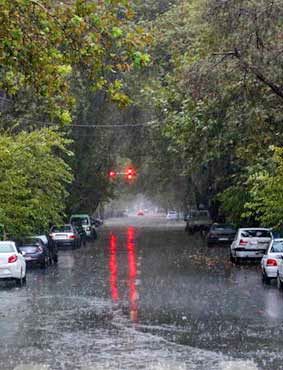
top-left (0, 243), bottom-right (15, 253)
top-left (19, 238), bottom-right (41, 246)
top-left (271, 241), bottom-right (283, 253)
top-left (51, 225), bottom-right (72, 233)
top-left (241, 230), bottom-right (271, 238)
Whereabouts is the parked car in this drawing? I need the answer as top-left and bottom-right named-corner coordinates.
top-left (92, 218), bottom-right (103, 227)
top-left (184, 209), bottom-right (212, 234)
top-left (69, 214), bottom-right (97, 240)
top-left (137, 210), bottom-right (144, 216)
top-left (230, 228), bottom-right (272, 264)
top-left (17, 236), bottom-right (51, 268)
top-left (261, 239), bottom-right (283, 283)
top-left (0, 241), bottom-right (26, 286)
top-left (166, 211), bottom-right (178, 220)
top-left (207, 223), bottom-right (237, 246)
top-left (50, 224), bottom-right (81, 249)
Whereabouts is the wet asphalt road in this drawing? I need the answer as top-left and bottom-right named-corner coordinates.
top-left (1, 216), bottom-right (283, 370)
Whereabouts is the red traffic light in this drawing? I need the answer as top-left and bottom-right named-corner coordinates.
top-left (109, 170), bottom-right (116, 179)
top-left (125, 167), bottom-right (136, 180)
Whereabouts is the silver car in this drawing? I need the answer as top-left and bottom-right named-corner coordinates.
top-left (261, 239), bottom-right (283, 283)
top-left (50, 224), bottom-right (81, 249)
top-left (230, 228), bottom-right (272, 264)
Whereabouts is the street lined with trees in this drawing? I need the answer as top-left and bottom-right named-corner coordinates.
top-left (1, 0), bottom-right (283, 235)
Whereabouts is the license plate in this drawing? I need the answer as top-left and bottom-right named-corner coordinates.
top-left (55, 235), bottom-right (67, 240)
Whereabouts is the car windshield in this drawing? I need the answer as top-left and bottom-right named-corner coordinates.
top-left (71, 217), bottom-right (89, 225)
top-left (241, 230), bottom-right (271, 238)
top-left (271, 241), bottom-right (283, 253)
top-left (51, 225), bottom-right (72, 233)
top-left (0, 243), bottom-right (15, 253)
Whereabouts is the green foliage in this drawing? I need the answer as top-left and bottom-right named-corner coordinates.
top-left (0, 129), bottom-right (73, 237)
top-left (0, 0), bottom-right (151, 126)
top-left (136, 0), bottom-right (283, 220)
top-left (243, 148), bottom-right (283, 227)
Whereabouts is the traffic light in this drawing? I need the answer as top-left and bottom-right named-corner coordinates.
top-left (109, 170), bottom-right (116, 179)
top-left (126, 167), bottom-right (136, 181)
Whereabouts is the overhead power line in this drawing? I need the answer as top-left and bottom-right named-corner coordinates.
top-left (71, 120), bottom-right (158, 128)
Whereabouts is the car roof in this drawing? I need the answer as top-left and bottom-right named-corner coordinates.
top-left (0, 241), bottom-right (14, 245)
top-left (239, 228), bottom-right (271, 231)
top-left (70, 214), bottom-right (89, 217)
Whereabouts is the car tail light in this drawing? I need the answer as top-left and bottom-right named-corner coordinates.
top-left (267, 258), bottom-right (277, 266)
top-left (68, 234), bottom-right (76, 239)
top-left (8, 255), bottom-right (18, 263)
top-left (239, 239), bottom-right (248, 246)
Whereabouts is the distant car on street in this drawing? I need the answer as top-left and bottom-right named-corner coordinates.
top-left (69, 214), bottom-right (97, 240)
top-left (137, 210), bottom-right (144, 216)
top-left (50, 224), bottom-right (81, 249)
top-left (90, 217), bottom-right (103, 227)
top-left (0, 241), bottom-right (26, 286)
top-left (166, 211), bottom-right (178, 220)
top-left (261, 239), bottom-right (283, 284)
top-left (230, 228), bottom-right (272, 264)
top-left (206, 223), bottom-right (236, 246)
top-left (184, 209), bottom-right (212, 233)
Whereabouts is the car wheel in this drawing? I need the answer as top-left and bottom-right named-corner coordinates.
top-left (262, 270), bottom-right (271, 284)
top-left (277, 274), bottom-right (283, 290)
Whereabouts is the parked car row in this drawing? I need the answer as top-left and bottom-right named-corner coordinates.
top-left (0, 213), bottom-right (102, 287)
top-left (205, 223), bottom-right (283, 291)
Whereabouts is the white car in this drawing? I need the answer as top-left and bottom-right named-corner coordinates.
top-left (166, 211), bottom-right (178, 220)
top-left (261, 239), bottom-right (283, 283)
top-left (0, 241), bottom-right (26, 286)
top-left (230, 228), bottom-right (272, 264)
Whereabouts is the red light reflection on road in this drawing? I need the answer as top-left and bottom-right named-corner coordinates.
top-left (109, 233), bottom-right (119, 302)
top-left (108, 228), bottom-right (139, 322)
top-left (127, 227), bottom-right (138, 322)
